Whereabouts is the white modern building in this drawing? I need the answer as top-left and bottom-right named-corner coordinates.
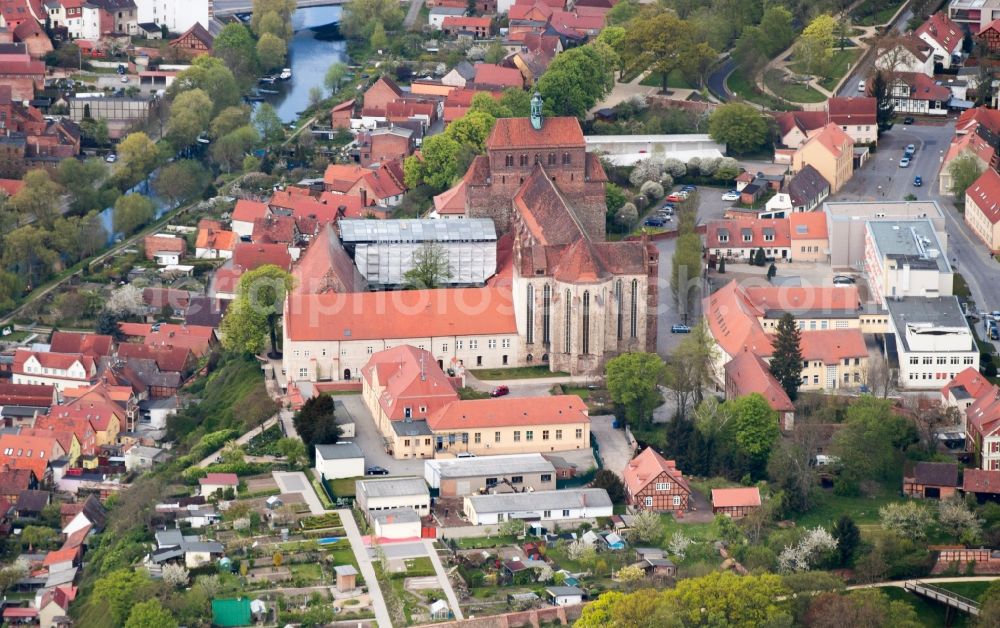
top-left (424, 454), bottom-right (557, 497)
top-left (315, 443), bottom-right (365, 480)
top-left (355, 477), bottom-right (430, 519)
top-left (135, 0), bottom-right (211, 33)
top-left (372, 508), bottom-right (422, 539)
top-left (864, 220), bottom-right (953, 306)
top-left (463, 488), bottom-right (613, 526)
top-left (887, 296), bottom-right (979, 389)
top-left (583, 134), bottom-right (726, 166)
top-left (824, 201), bottom-right (948, 269)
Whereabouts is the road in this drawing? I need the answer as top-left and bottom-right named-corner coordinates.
top-left (338, 508), bottom-right (393, 628)
top-left (706, 57), bottom-right (737, 102)
top-left (836, 5), bottom-right (914, 97)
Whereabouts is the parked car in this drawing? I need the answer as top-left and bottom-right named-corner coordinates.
top-left (671, 324), bottom-right (692, 334)
top-left (905, 144), bottom-right (916, 154)
top-left (913, 176), bottom-right (922, 187)
top-left (644, 218), bottom-right (666, 227)
top-left (722, 190), bottom-right (740, 201)
top-left (903, 116), bottom-right (915, 124)
top-left (899, 156), bottom-right (910, 167)
top-left (858, 80), bottom-right (866, 92)
top-left (105, 153), bottom-right (117, 163)
top-left (366, 466), bottom-right (389, 476)
top-left (833, 275), bottom-right (855, 285)
top-left (666, 194), bottom-right (684, 202)
top-left (490, 385), bottom-right (509, 397)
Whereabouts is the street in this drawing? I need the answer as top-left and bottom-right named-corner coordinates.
top-left (836, 5), bottom-right (913, 97)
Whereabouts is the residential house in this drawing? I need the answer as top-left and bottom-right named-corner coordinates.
top-left (429, 6), bottom-right (465, 28)
top-left (232, 242), bottom-right (292, 272)
top-left (198, 472), bottom-right (238, 496)
top-left (874, 36), bottom-right (935, 76)
top-left (711, 487), bottom-right (761, 518)
top-left (773, 110), bottom-right (827, 149)
top-left (141, 287), bottom-right (192, 320)
top-left (799, 329), bottom-right (868, 391)
top-left (887, 297), bottom-right (978, 389)
top-left (724, 350), bottom-right (795, 431)
top-left (123, 443), bottom-right (167, 471)
top-left (13, 19), bottom-right (52, 59)
top-left (705, 217), bottom-right (792, 261)
top-left (144, 234), bottom-right (185, 265)
top-left (355, 477), bottom-right (430, 519)
top-left (330, 99), bottom-right (354, 129)
top-left (15, 488), bottom-right (51, 517)
top-left (231, 199), bottom-right (269, 238)
top-left (168, 22), bottom-right (213, 57)
top-left (964, 168), bottom-right (1000, 252)
top-left (362, 76), bottom-right (406, 116)
top-left (791, 123), bottom-right (854, 193)
top-left (966, 382), bottom-right (1000, 470)
top-left (0, 466), bottom-right (38, 501)
top-left (786, 165), bottom-right (831, 213)
top-left (134, 0), bottom-right (211, 35)
top-left (48, 332), bottom-right (113, 360)
top-left (622, 447), bottom-right (691, 512)
top-left (888, 72), bottom-right (951, 116)
top-left (914, 12), bottom-right (963, 69)
top-left (789, 211), bottom-right (829, 262)
top-left (314, 442), bottom-right (364, 480)
top-left (358, 126), bottom-right (415, 167)
top-left (0, 45), bottom-right (45, 101)
top-left (0, 85), bottom-right (80, 177)
top-left (827, 96), bottom-right (878, 145)
top-left (442, 16), bottom-right (493, 38)
top-left (60, 494), bottom-right (105, 534)
top-left (473, 63), bottom-right (524, 90)
top-left (37, 585), bottom-right (76, 628)
top-left (462, 488), bottom-right (612, 525)
top-left (441, 61), bottom-right (476, 88)
top-left (12, 350), bottom-right (97, 391)
top-left (942, 367), bottom-right (993, 412)
top-left (323, 162), bottom-right (406, 208)
top-left (251, 214), bottom-right (299, 247)
top-left (903, 461), bottom-right (959, 499)
top-left (42, 544), bottom-right (81, 574)
top-left (185, 295), bottom-right (226, 328)
top-left (153, 528), bottom-right (224, 568)
top-left (962, 468), bottom-right (1000, 501)
top-left (0, 434), bottom-right (65, 480)
top-left (546, 586), bottom-right (584, 606)
top-left (976, 18), bottom-right (1000, 52)
top-left (424, 454), bottom-right (556, 496)
top-left (118, 321), bottom-right (217, 355)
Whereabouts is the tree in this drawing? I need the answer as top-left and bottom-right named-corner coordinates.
top-left (617, 8), bottom-right (716, 91)
top-left (445, 109), bottom-right (496, 152)
top-left (753, 246), bottom-right (766, 266)
top-left (628, 509), bottom-right (664, 544)
top-left (605, 352), bottom-right (665, 426)
top-left (20, 525), bottom-right (56, 551)
top-left (615, 203), bottom-right (638, 231)
top-left (210, 105), bottom-right (251, 139)
top-left (113, 193), bottom-right (155, 235)
top-left (106, 284), bottom-right (145, 317)
top-left (277, 437), bottom-right (307, 469)
top-left (211, 22), bottom-right (259, 85)
top-left (670, 232), bottom-right (702, 323)
top-left (2, 225), bottom-right (57, 288)
top-left (498, 518), bottom-right (525, 537)
top-left (566, 538), bottom-right (597, 562)
top-left (770, 313), bottom-right (803, 401)
top-left (981, 580), bottom-right (1000, 628)
top-left (777, 526), bottom-right (838, 573)
top-left (212, 125), bottom-right (259, 173)
top-left (537, 43), bottom-right (617, 118)
top-left (832, 515), bottom-right (860, 566)
top-left (153, 159), bottom-right (210, 208)
top-left (403, 134), bottom-right (460, 191)
top-left (93, 569), bottom-right (151, 626)
top-left (403, 242), bottom-right (453, 289)
top-left (221, 264), bottom-right (294, 356)
top-left (117, 131), bottom-right (160, 188)
top-left (0, 560), bottom-right (28, 596)
top-left (256, 32), bottom-right (288, 71)
top-left (257, 9), bottom-right (292, 41)
top-left (174, 56), bottom-right (241, 113)
top-left (12, 169), bottom-right (62, 228)
top-left (938, 498), bottom-right (982, 544)
top-left (250, 0), bottom-right (295, 38)
top-left (879, 501), bottom-right (933, 540)
top-left (339, 0), bottom-right (404, 42)
top-left (797, 14), bottom-right (836, 76)
top-left (832, 396), bottom-right (913, 494)
top-left (804, 589), bottom-right (922, 628)
top-left (254, 103), bottom-right (285, 145)
top-left (729, 393), bottom-right (780, 463)
top-left (57, 157), bottom-right (112, 214)
top-left (293, 395), bottom-right (342, 455)
top-left (126, 599), bottom-right (177, 628)
top-left (949, 153), bottom-right (985, 199)
top-left (168, 88), bottom-right (213, 148)
top-left (630, 159), bottom-right (664, 187)
top-left (605, 0), bottom-right (640, 26)
top-left (708, 102), bottom-right (770, 155)
top-left (592, 469), bottom-right (626, 503)
top-left (324, 61), bottom-right (348, 93)
top-left (758, 6), bottom-right (795, 57)
top-left (868, 69), bottom-right (895, 133)
top-left (161, 563), bottom-right (190, 588)
top-left (616, 564), bottom-right (646, 583)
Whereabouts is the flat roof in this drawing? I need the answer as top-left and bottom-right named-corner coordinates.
top-left (466, 488), bottom-right (612, 514)
top-left (867, 220), bottom-right (950, 272)
top-left (428, 454), bottom-right (555, 478)
top-left (374, 507), bottom-right (421, 524)
top-left (824, 200), bottom-right (943, 220)
top-left (391, 419), bottom-right (433, 436)
top-left (357, 477), bottom-right (429, 499)
top-left (887, 296), bottom-right (970, 351)
top-left (315, 442), bottom-right (364, 460)
top-left (339, 218), bottom-right (497, 243)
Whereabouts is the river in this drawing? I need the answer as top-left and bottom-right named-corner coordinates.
top-left (261, 6), bottom-right (348, 123)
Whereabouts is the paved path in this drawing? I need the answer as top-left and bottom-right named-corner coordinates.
top-left (847, 575), bottom-right (998, 590)
top-left (198, 416), bottom-right (279, 467)
top-left (272, 471), bottom-right (325, 515)
top-left (404, 0), bottom-right (424, 30)
top-left (423, 539), bottom-right (464, 620)
top-left (339, 508), bottom-right (392, 628)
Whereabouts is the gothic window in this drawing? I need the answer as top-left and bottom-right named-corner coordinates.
top-left (526, 284), bottom-right (535, 344)
top-left (562, 152), bottom-right (570, 165)
top-left (582, 291), bottom-right (591, 355)
top-left (615, 280), bottom-right (623, 340)
top-left (630, 279), bottom-right (639, 338)
top-left (548, 153), bottom-right (556, 165)
top-left (505, 154), bottom-right (514, 166)
top-left (519, 154), bottom-right (528, 166)
top-left (564, 290), bottom-right (572, 353)
top-left (542, 284), bottom-right (551, 345)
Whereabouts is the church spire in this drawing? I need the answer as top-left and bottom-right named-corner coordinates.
top-left (530, 91), bottom-right (543, 130)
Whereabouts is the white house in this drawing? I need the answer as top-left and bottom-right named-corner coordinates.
top-left (198, 472), bottom-right (239, 496)
top-left (462, 488), bottom-right (613, 526)
top-left (124, 444), bottom-right (167, 471)
top-left (914, 12), bottom-right (963, 69)
top-left (763, 193), bottom-right (793, 217)
top-left (134, 0), bottom-right (210, 33)
top-left (314, 443), bottom-right (365, 480)
top-left (47, 1), bottom-right (102, 40)
top-left (887, 297), bottom-right (979, 389)
top-left (874, 38), bottom-right (935, 76)
top-left (429, 6), bottom-right (465, 28)
top-left (372, 507), bottom-right (422, 540)
top-left (546, 586), bottom-right (585, 606)
top-left (12, 350), bottom-right (96, 391)
top-left (355, 477), bottom-right (430, 519)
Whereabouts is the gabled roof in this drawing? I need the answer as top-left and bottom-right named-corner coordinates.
top-left (789, 211), bottom-right (828, 240)
top-left (804, 122), bottom-right (854, 159)
top-left (142, 287), bottom-right (191, 311)
top-left (195, 227), bottom-right (238, 252)
top-left (200, 472), bottom-right (238, 486)
top-left (49, 332), bottom-right (113, 358)
top-left (774, 110), bottom-right (827, 139)
top-left (744, 285), bottom-right (859, 316)
top-left (799, 329), bottom-right (867, 364)
top-left (0, 434), bottom-right (62, 477)
top-left (487, 116), bottom-right (584, 150)
top-left (433, 179), bottom-right (467, 215)
top-left (705, 217), bottom-right (791, 249)
top-left (170, 22), bottom-right (214, 49)
top-left (13, 350), bottom-right (94, 380)
top-left (323, 164), bottom-right (368, 193)
top-left (232, 199), bottom-right (269, 223)
top-left (473, 63), bottom-right (524, 89)
top-left (703, 280), bottom-right (773, 358)
top-left (0, 382), bottom-right (55, 407)
top-left (893, 72), bottom-right (952, 102)
top-left (827, 96), bottom-right (877, 126)
top-left (292, 223), bottom-right (367, 294)
top-left (967, 168), bottom-right (1000, 224)
top-left (943, 367), bottom-right (993, 402)
top-left (232, 241), bottom-right (292, 272)
top-left (914, 12), bottom-right (962, 53)
top-left (967, 384), bottom-right (1000, 439)
top-left (786, 165), bottom-right (830, 206)
top-left (963, 469), bottom-right (1000, 494)
top-left (724, 350), bottom-right (793, 413)
top-left (361, 345), bottom-right (459, 422)
top-left (622, 447), bottom-right (690, 497)
top-left (426, 395), bottom-right (588, 430)
top-left (906, 460), bottom-right (958, 486)
top-left (144, 234), bottom-right (185, 254)
top-left (712, 487), bottom-right (761, 508)
top-left (252, 214), bottom-right (297, 244)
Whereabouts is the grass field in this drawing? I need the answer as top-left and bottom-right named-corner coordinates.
top-left (726, 69), bottom-right (793, 111)
top-left (764, 70), bottom-right (826, 103)
top-left (794, 487), bottom-right (902, 529)
top-left (329, 477), bottom-right (361, 497)
top-left (954, 272), bottom-right (972, 299)
top-left (818, 49), bottom-right (862, 91)
top-left (937, 580), bottom-right (992, 601)
top-left (853, 0), bottom-right (904, 26)
top-left (470, 366), bottom-right (569, 380)
top-left (640, 69), bottom-right (697, 90)
top-left (882, 588), bottom-right (973, 627)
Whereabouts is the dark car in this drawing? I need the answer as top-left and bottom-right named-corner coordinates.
top-left (913, 176), bottom-right (922, 187)
top-left (671, 324), bottom-right (691, 334)
top-left (903, 116), bottom-right (914, 124)
top-left (366, 466), bottom-right (389, 475)
top-left (644, 218), bottom-right (666, 227)
top-left (833, 275), bottom-right (855, 285)
top-left (490, 385), bottom-right (509, 397)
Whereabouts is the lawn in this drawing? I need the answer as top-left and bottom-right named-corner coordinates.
top-left (937, 581), bottom-right (992, 601)
top-left (639, 69), bottom-right (697, 91)
top-left (789, 48), bottom-right (862, 91)
top-left (793, 487), bottom-right (902, 529)
top-left (470, 366), bottom-right (569, 380)
top-left (764, 70), bottom-right (826, 104)
top-left (329, 477), bottom-right (361, 498)
top-left (954, 272), bottom-right (971, 299)
top-left (853, 0), bottom-right (904, 26)
top-left (725, 69), bottom-right (793, 111)
top-left (453, 535), bottom-right (518, 549)
top-left (290, 562), bottom-right (323, 580)
top-left (394, 556), bottom-right (436, 578)
top-left (458, 387), bottom-right (491, 400)
top-left (881, 588), bottom-right (973, 627)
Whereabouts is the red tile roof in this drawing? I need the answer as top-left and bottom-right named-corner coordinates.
top-left (232, 199), bottom-right (269, 223)
top-left (142, 287), bottom-right (191, 311)
top-left (788, 211), bottom-right (829, 240)
top-left (116, 343), bottom-right (192, 374)
top-left (966, 383), bottom-right (1000, 440)
top-left (12, 350), bottom-right (95, 380)
top-left (269, 188), bottom-right (366, 222)
top-left (942, 367), bottom-right (994, 403)
top-left (426, 394), bottom-right (588, 430)
top-left (195, 227), bottom-right (238, 252)
top-left (232, 241), bottom-right (292, 272)
top-left (743, 285), bottom-right (859, 314)
top-left (705, 218), bottom-right (791, 249)
top-left (42, 545), bottom-right (80, 566)
top-left (252, 215), bottom-right (297, 244)
top-left (724, 350), bottom-right (793, 413)
top-left (0, 433), bottom-right (62, 476)
top-left (967, 168), bottom-right (1000, 225)
top-left (622, 447), bottom-right (690, 498)
top-left (286, 286), bottom-right (518, 342)
top-left (914, 12), bottom-right (962, 53)
top-left (49, 332), bottom-right (113, 358)
top-left (827, 96), bottom-right (877, 126)
top-left (808, 122), bottom-right (854, 158)
top-left (704, 280), bottom-right (773, 358)
top-left (118, 323), bottom-right (216, 357)
top-left (0, 178), bottom-right (24, 196)
top-left (943, 127), bottom-right (995, 168)
top-left (711, 486), bottom-right (761, 508)
top-left (963, 468), bottom-right (1000, 494)
top-left (958, 107), bottom-right (1000, 135)
top-left (361, 345), bottom-right (459, 421)
top-left (19, 427), bottom-right (75, 457)
top-left (773, 110), bottom-right (827, 139)
top-left (433, 179), bottom-right (467, 215)
top-left (200, 472), bottom-right (238, 486)
top-left (144, 234), bottom-right (185, 255)
top-left (799, 329), bottom-right (867, 365)
top-left (323, 164), bottom-right (368, 193)
top-left (894, 72), bottom-right (952, 102)
top-left (0, 382), bottom-right (55, 407)
top-left (487, 116), bottom-right (584, 150)
top-left (442, 16), bottom-right (492, 29)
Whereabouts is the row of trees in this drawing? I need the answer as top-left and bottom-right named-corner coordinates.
top-left (213, 0), bottom-right (296, 81)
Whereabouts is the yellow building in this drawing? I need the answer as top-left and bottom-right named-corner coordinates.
top-left (799, 330), bottom-right (869, 391)
top-left (789, 212), bottom-right (829, 263)
top-left (965, 168), bottom-right (1000, 253)
top-left (791, 123), bottom-right (854, 193)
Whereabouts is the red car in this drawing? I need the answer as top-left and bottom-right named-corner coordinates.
top-left (490, 385), bottom-right (509, 397)
top-left (666, 194), bottom-right (684, 203)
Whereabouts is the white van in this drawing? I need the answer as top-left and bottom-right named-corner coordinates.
top-left (858, 80), bottom-right (866, 92)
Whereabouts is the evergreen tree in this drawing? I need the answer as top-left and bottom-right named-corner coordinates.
top-left (718, 257), bottom-right (726, 273)
top-left (753, 247), bottom-right (766, 266)
top-left (868, 70), bottom-right (895, 133)
top-left (832, 514), bottom-right (860, 566)
top-left (769, 313), bottom-right (803, 401)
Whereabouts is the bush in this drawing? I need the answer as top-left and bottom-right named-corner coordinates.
top-left (640, 180), bottom-right (664, 200)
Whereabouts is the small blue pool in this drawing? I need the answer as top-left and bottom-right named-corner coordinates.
top-left (318, 537), bottom-right (342, 545)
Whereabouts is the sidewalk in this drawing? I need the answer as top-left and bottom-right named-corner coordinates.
top-left (423, 539), bottom-right (464, 621)
top-left (340, 508), bottom-right (393, 628)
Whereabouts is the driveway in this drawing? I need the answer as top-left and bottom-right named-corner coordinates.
top-left (339, 508), bottom-right (392, 628)
top-left (590, 415), bottom-right (634, 476)
top-left (337, 394), bottom-right (426, 476)
top-left (272, 471), bottom-right (325, 515)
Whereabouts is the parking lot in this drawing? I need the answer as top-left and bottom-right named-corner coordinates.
top-left (337, 394), bottom-right (426, 476)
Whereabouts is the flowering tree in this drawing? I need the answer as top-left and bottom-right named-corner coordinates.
top-left (777, 527), bottom-right (837, 573)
